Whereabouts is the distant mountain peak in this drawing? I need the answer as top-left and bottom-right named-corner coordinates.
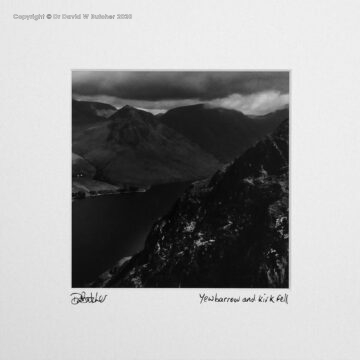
top-left (120, 104), bottom-right (137, 112)
top-left (108, 105), bottom-right (157, 129)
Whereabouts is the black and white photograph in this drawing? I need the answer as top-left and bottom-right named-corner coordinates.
top-left (3, 1), bottom-right (360, 359)
top-left (72, 71), bottom-right (289, 288)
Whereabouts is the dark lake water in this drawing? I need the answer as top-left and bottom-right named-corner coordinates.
top-left (72, 182), bottom-right (189, 287)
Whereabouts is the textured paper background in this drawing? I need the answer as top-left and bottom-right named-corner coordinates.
top-left (1, 1), bottom-right (359, 359)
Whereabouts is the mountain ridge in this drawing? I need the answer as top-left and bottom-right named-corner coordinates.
top-left (160, 104), bottom-right (288, 162)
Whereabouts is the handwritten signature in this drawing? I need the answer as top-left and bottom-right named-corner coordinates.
top-left (70, 291), bottom-right (107, 305)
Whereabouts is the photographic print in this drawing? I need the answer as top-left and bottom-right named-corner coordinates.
top-left (72, 71), bottom-right (289, 288)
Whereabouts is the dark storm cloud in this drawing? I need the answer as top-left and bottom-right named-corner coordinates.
top-left (72, 71), bottom-right (289, 101)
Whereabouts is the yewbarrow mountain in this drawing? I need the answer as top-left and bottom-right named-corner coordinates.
top-left (91, 119), bottom-right (289, 288)
top-left (72, 103), bottom-right (222, 188)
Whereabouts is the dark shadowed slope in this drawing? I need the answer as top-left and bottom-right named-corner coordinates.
top-left (93, 119), bottom-right (289, 288)
top-left (161, 104), bottom-right (288, 162)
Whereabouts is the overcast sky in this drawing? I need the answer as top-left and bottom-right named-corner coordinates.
top-left (72, 71), bottom-right (289, 115)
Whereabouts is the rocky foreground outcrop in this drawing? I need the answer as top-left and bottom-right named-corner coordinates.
top-left (93, 119), bottom-right (289, 288)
